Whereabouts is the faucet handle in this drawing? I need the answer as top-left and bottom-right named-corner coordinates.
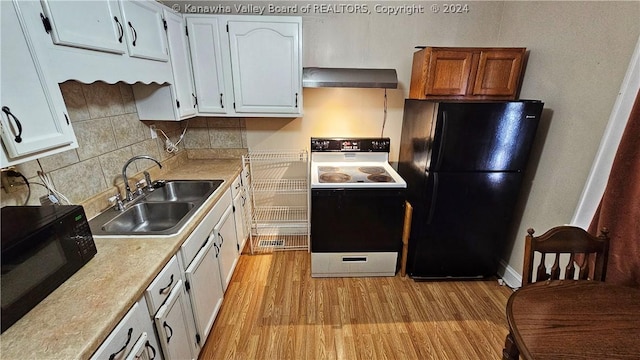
top-left (143, 171), bottom-right (153, 191)
top-left (108, 193), bottom-right (125, 211)
top-left (135, 179), bottom-right (145, 196)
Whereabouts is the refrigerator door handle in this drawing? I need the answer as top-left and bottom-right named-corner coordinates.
top-left (434, 111), bottom-right (448, 171)
top-left (427, 173), bottom-right (438, 224)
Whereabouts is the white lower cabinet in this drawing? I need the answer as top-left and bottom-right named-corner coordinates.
top-left (231, 174), bottom-right (249, 254)
top-left (95, 185), bottom-right (244, 360)
top-left (145, 255), bottom-right (197, 360)
top-left (91, 300), bottom-right (161, 360)
top-left (216, 204), bottom-right (239, 292)
top-left (184, 233), bottom-right (224, 342)
top-left (154, 280), bottom-right (196, 360)
top-left (178, 187), bottom-right (231, 355)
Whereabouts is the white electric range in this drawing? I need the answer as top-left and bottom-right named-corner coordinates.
top-left (310, 138), bottom-right (406, 277)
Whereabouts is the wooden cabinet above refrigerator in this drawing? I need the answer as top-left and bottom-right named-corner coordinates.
top-left (409, 47), bottom-right (526, 100)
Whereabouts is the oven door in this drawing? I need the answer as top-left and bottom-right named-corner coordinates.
top-left (311, 188), bottom-right (405, 252)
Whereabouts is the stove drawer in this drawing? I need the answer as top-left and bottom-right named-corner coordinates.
top-left (311, 252), bottom-right (398, 277)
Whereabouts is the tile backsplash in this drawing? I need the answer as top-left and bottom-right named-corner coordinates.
top-left (1, 81), bottom-right (247, 213)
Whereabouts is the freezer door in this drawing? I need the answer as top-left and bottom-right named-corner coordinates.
top-left (430, 101), bottom-right (542, 172)
top-left (408, 172), bottom-right (524, 279)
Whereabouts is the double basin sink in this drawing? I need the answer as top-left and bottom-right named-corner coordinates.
top-left (89, 180), bottom-right (223, 236)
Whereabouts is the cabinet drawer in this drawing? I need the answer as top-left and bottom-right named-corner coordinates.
top-left (180, 188), bottom-right (232, 268)
top-left (145, 255), bottom-right (181, 315)
top-left (91, 299), bottom-right (158, 360)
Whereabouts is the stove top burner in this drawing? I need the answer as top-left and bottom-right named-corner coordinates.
top-left (367, 174), bottom-right (393, 182)
top-left (316, 165), bottom-right (397, 184)
top-left (319, 172), bottom-right (352, 183)
top-left (318, 166), bottom-right (341, 172)
top-left (358, 166), bottom-right (386, 174)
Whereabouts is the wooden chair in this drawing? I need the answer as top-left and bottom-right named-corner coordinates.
top-left (503, 225), bottom-right (610, 360)
top-left (521, 225), bottom-right (609, 286)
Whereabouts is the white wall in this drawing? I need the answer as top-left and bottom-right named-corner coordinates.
top-left (241, 1), bottom-right (640, 279)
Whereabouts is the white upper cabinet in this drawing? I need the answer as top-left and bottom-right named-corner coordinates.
top-left (186, 15), bottom-right (302, 118)
top-left (119, 0), bottom-right (169, 62)
top-left (132, 8), bottom-right (196, 121)
top-left (1, 0), bottom-right (77, 167)
top-left (40, 0), bottom-right (168, 62)
top-left (186, 16), bottom-right (228, 114)
top-left (39, 0), bottom-right (127, 54)
top-left (163, 9), bottom-right (196, 118)
top-left (228, 19), bottom-right (302, 114)
top-left (23, 0), bottom-right (173, 85)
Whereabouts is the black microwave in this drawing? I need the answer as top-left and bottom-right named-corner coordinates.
top-left (1, 205), bottom-right (97, 333)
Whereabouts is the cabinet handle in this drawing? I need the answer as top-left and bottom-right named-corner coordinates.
top-left (128, 22), bottom-right (137, 46)
top-left (158, 274), bottom-right (174, 295)
top-left (213, 243), bottom-right (220, 257)
top-left (108, 327), bottom-right (133, 360)
top-left (192, 93), bottom-right (197, 107)
top-left (1, 106), bottom-right (23, 143)
top-left (219, 232), bottom-right (224, 246)
top-left (114, 16), bottom-right (123, 43)
top-left (241, 195), bottom-right (246, 206)
top-left (295, 93), bottom-right (299, 108)
top-left (219, 93), bottom-right (224, 108)
top-left (163, 321), bottom-right (173, 343)
top-left (145, 341), bottom-right (157, 360)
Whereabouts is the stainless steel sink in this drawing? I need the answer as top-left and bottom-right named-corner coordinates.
top-left (144, 180), bottom-right (221, 202)
top-left (89, 179), bottom-right (224, 236)
top-left (102, 202), bottom-right (194, 233)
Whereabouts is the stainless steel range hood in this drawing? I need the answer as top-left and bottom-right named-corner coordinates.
top-left (302, 67), bottom-right (398, 89)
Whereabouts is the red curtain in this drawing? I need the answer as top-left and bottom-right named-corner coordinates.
top-left (589, 89), bottom-right (640, 288)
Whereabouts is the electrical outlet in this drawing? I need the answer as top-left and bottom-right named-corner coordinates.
top-left (1, 171), bottom-right (25, 193)
top-left (150, 125), bottom-right (157, 139)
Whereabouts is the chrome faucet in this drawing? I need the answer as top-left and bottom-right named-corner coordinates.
top-left (122, 155), bottom-right (162, 201)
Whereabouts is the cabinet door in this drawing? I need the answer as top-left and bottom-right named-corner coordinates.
top-left (1, 1), bottom-right (76, 162)
top-left (184, 233), bottom-right (224, 344)
top-left (154, 280), bottom-right (197, 360)
top-left (119, 0), bottom-right (169, 62)
top-left (233, 191), bottom-right (248, 253)
top-left (186, 16), bottom-right (228, 114)
top-left (425, 49), bottom-right (473, 96)
top-left (39, 0), bottom-right (126, 54)
top-left (163, 9), bottom-right (196, 119)
top-left (215, 205), bottom-right (239, 292)
top-left (472, 49), bottom-right (524, 97)
top-left (228, 20), bottom-right (301, 114)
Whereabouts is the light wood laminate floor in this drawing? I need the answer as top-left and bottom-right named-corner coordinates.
top-left (199, 251), bottom-right (513, 359)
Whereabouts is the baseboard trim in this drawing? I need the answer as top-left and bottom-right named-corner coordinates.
top-left (498, 260), bottom-right (522, 290)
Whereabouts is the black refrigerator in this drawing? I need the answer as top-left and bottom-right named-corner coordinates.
top-left (398, 99), bottom-right (543, 279)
